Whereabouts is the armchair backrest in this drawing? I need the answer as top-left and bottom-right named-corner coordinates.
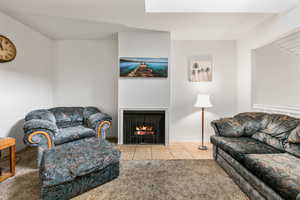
top-left (25, 107), bottom-right (102, 129)
top-left (48, 107), bottom-right (101, 128)
top-left (49, 107), bottom-right (84, 128)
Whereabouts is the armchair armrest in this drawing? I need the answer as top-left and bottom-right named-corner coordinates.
top-left (87, 113), bottom-right (112, 138)
top-left (211, 118), bottom-right (244, 137)
top-left (23, 119), bottom-right (58, 149)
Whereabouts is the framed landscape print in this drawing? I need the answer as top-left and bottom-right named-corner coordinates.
top-left (120, 57), bottom-right (168, 78)
top-left (188, 55), bottom-right (213, 82)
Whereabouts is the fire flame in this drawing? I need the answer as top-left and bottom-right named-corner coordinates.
top-left (135, 125), bottom-right (155, 135)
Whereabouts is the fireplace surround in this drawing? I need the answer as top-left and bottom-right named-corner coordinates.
top-left (123, 110), bottom-right (165, 144)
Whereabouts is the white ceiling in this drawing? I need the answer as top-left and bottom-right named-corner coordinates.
top-left (145, 0), bottom-right (300, 13)
top-left (0, 0), bottom-right (299, 40)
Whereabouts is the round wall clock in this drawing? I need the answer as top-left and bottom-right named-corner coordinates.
top-left (0, 35), bottom-right (17, 63)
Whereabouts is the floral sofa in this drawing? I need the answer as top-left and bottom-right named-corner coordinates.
top-left (23, 107), bottom-right (112, 166)
top-left (211, 112), bottom-right (300, 200)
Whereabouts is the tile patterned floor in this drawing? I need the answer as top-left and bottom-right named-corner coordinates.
top-left (116, 142), bottom-right (213, 160)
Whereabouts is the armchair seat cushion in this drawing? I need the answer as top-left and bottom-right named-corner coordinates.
top-left (211, 136), bottom-right (282, 162)
top-left (54, 126), bottom-right (95, 145)
top-left (243, 153), bottom-right (300, 200)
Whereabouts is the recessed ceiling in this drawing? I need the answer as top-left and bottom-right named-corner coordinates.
top-left (145, 0), bottom-right (300, 13)
top-left (273, 31), bottom-right (300, 56)
top-left (1, 14), bottom-right (145, 40)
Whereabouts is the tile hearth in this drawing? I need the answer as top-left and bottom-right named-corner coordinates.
top-left (116, 142), bottom-right (213, 160)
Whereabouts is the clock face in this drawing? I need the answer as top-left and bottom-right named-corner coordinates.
top-left (0, 35), bottom-right (17, 63)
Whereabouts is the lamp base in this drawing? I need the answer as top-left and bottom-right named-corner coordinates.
top-left (198, 145), bottom-right (208, 150)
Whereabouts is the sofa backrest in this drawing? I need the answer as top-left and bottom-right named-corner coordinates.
top-left (49, 107), bottom-right (84, 128)
top-left (234, 112), bottom-right (300, 156)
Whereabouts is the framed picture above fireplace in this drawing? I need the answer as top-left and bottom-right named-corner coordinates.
top-left (120, 57), bottom-right (168, 78)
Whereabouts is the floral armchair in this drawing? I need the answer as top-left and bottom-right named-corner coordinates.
top-left (23, 107), bottom-right (112, 166)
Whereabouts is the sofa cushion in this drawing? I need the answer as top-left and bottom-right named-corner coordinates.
top-left (234, 112), bottom-right (266, 136)
top-left (211, 118), bottom-right (244, 137)
top-left (49, 107), bottom-right (84, 128)
top-left (243, 153), bottom-right (300, 200)
top-left (248, 114), bottom-right (300, 151)
top-left (234, 112), bottom-right (266, 121)
top-left (252, 131), bottom-right (286, 151)
top-left (211, 136), bottom-right (282, 163)
top-left (285, 143), bottom-right (300, 158)
top-left (54, 126), bottom-right (95, 145)
top-left (260, 114), bottom-right (299, 135)
top-left (41, 137), bottom-right (120, 187)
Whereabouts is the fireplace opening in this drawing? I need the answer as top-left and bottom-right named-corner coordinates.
top-left (123, 110), bottom-right (165, 144)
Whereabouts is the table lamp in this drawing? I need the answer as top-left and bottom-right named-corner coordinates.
top-left (194, 94), bottom-right (213, 150)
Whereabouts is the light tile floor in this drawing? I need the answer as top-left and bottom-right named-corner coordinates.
top-left (116, 142), bottom-right (213, 160)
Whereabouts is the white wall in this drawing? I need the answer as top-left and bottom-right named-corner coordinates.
top-left (53, 40), bottom-right (118, 137)
top-left (0, 11), bottom-right (53, 150)
top-left (170, 40), bottom-right (237, 142)
top-left (118, 32), bottom-right (171, 108)
top-left (254, 44), bottom-right (300, 107)
top-left (237, 5), bottom-right (300, 112)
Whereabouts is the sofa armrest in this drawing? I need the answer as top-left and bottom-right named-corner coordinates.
top-left (87, 113), bottom-right (112, 138)
top-left (210, 118), bottom-right (244, 137)
top-left (211, 120), bottom-right (221, 136)
top-left (23, 119), bottom-right (58, 149)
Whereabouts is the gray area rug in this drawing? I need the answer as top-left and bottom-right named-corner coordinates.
top-left (0, 148), bottom-right (248, 200)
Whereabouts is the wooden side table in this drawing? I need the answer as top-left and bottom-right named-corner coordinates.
top-left (0, 137), bottom-right (16, 182)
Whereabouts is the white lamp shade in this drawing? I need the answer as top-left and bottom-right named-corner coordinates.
top-left (194, 94), bottom-right (213, 108)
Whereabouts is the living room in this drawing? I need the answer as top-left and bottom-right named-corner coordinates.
top-left (0, 0), bottom-right (300, 199)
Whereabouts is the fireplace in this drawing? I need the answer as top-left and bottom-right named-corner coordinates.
top-left (123, 110), bottom-right (165, 144)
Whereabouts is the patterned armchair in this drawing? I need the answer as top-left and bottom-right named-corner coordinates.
top-left (23, 107), bottom-right (112, 166)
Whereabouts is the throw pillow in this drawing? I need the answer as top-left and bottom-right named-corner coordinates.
top-left (213, 118), bottom-right (244, 137)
